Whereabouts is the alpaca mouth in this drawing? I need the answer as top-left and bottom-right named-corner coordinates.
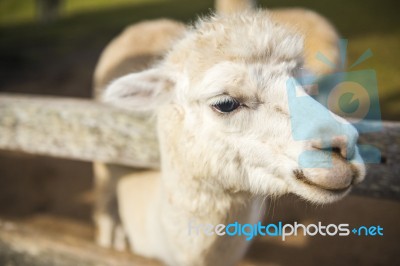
top-left (293, 169), bottom-right (352, 194)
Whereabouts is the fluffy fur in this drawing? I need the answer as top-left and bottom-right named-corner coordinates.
top-left (93, 2), bottom-right (365, 266)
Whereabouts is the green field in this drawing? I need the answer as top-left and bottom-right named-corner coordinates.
top-left (0, 0), bottom-right (399, 119)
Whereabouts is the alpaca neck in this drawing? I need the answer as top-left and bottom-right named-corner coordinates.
top-left (158, 163), bottom-right (265, 265)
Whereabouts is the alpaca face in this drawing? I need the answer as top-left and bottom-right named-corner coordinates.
top-left (104, 11), bottom-right (365, 204)
top-left (162, 60), bottom-right (365, 204)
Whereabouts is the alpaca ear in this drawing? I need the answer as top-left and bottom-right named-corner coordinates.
top-left (103, 68), bottom-right (174, 111)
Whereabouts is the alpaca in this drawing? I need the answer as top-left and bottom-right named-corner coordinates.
top-left (98, 10), bottom-right (366, 266)
top-left (92, 19), bottom-right (186, 250)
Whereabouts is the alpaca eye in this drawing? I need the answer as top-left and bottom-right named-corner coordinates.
top-left (212, 99), bottom-right (240, 113)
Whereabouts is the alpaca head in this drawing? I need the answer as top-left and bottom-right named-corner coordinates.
top-left (104, 11), bottom-right (365, 204)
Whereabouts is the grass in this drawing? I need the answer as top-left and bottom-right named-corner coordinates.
top-left (0, 0), bottom-right (399, 119)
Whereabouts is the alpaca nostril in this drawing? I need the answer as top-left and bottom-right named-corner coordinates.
top-left (312, 141), bottom-right (349, 160)
top-left (310, 133), bottom-right (359, 161)
top-left (332, 147), bottom-right (342, 156)
top-left (318, 146), bottom-right (344, 157)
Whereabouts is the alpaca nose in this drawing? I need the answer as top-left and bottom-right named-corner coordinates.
top-left (310, 117), bottom-right (359, 161)
top-left (286, 81), bottom-right (360, 161)
top-left (311, 134), bottom-right (357, 160)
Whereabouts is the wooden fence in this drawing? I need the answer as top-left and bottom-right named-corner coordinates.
top-left (1, 93), bottom-right (399, 199)
top-left (0, 93), bottom-right (399, 265)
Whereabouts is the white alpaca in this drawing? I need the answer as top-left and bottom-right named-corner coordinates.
top-left (93, 2), bottom-right (365, 266)
top-left (92, 19), bottom-right (186, 250)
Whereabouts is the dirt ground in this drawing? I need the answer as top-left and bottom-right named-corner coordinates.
top-left (0, 151), bottom-right (399, 266)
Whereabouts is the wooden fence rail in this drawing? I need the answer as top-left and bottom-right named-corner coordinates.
top-left (0, 93), bottom-right (399, 200)
top-left (0, 219), bottom-right (161, 266)
top-left (0, 93), bottom-right (159, 169)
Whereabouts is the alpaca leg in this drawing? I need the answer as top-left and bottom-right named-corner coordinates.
top-left (93, 162), bottom-right (132, 250)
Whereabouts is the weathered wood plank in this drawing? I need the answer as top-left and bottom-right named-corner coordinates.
top-left (0, 218), bottom-right (257, 266)
top-left (354, 121), bottom-right (400, 200)
top-left (0, 93), bottom-right (159, 169)
top-left (0, 219), bottom-right (161, 266)
top-left (0, 93), bottom-right (399, 199)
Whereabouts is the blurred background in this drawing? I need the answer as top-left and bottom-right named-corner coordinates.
top-left (0, 0), bottom-right (399, 265)
top-left (0, 0), bottom-right (399, 119)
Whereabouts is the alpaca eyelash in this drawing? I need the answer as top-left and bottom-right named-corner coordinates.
top-left (208, 95), bottom-right (245, 115)
top-left (208, 94), bottom-right (261, 113)
top-left (210, 95), bottom-right (237, 105)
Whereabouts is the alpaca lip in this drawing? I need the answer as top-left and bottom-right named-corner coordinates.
top-left (293, 169), bottom-right (352, 194)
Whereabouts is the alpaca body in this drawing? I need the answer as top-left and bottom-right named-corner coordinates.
top-left (93, 2), bottom-right (365, 265)
top-left (117, 171), bottom-right (264, 265)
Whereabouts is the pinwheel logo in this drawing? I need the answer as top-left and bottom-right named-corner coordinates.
top-left (287, 39), bottom-right (381, 167)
